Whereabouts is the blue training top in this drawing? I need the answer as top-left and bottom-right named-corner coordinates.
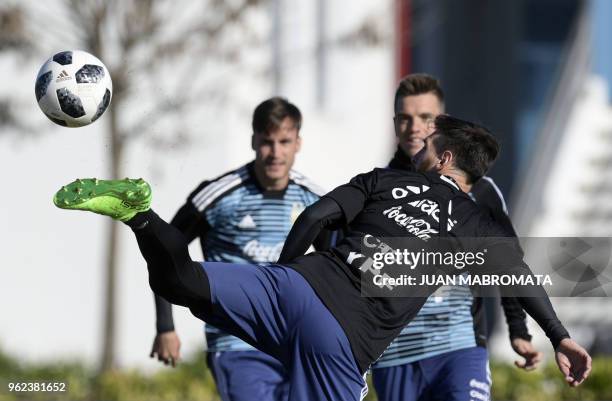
top-left (186, 162), bottom-right (323, 351)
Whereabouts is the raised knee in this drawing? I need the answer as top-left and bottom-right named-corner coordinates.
top-left (149, 276), bottom-right (187, 306)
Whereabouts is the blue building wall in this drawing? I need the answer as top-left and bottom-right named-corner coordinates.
top-left (408, 0), bottom-right (579, 195)
top-left (591, 0), bottom-right (612, 100)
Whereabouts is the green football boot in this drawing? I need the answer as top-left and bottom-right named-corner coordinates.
top-left (53, 178), bottom-right (152, 222)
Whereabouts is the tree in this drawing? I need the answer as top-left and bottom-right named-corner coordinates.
top-left (0, 5), bottom-right (34, 131)
top-left (1, 0), bottom-right (265, 373)
top-left (1, 0), bottom-right (391, 375)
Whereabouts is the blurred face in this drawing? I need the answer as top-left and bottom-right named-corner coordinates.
top-left (394, 92), bottom-right (443, 157)
top-left (413, 134), bottom-right (442, 173)
top-left (252, 117), bottom-right (301, 184)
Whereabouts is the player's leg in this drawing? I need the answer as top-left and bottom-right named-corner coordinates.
top-left (207, 350), bottom-right (289, 401)
top-left (371, 363), bottom-right (426, 401)
top-left (203, 257), bottom-right (369, 401)
top-left (421, 347), bottom-right (491, 401)
top-left (129, 208), bottom-right (214, 311)
top-left (201, 261), bottom-right (368, 401)
top-left (201, 262), bottom-right (368, 401)
top-left (54, 178), bottom-right (365, 400)
top-left (53, 178), bottom-right (211, 309)
top-left (53, 178), bottom-right (287, 357)
top-left (277, 268), bottom-right (367, 401)
top-left (206, 352), bottom-right (232, 401)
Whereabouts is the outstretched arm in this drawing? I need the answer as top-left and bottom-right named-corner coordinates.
top-left (482, 233), bottom-right (591, 386)
top-left (515, 292), bottom-right (590, 386)
top-left (278, 197), bottom-right (343, 264)
top-left (312, 228), bottom-right (340, 252)
top-left (279, 171), bottom-right (377, 263)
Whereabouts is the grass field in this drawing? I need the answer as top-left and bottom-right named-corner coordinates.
top-left (1, 348), bottom-right (611, 401)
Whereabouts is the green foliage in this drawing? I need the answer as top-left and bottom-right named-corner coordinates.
top-left (1, 346), bottom-right (612, 401)
top-left (0, 348), bottom-right (219, 401)
top-left (490, 359), bottom-right (612, 401)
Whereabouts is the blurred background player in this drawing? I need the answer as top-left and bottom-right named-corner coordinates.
top-left (149, 97), bottom-right (331, 401)
top-left (372, 74), bottom-right (543, 401)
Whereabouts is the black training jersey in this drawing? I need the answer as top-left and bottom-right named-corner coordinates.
top-left (374, 151), bottom-right (528, 368)
top-left (286, 168), bottom-right (568, 373)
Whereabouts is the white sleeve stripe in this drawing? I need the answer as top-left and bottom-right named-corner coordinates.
top-left (289, 169), bottom-right (304, 178)
top-left (194, 177), bottom-right (244, 211)
top-left (192, 168), bottom-right (248, 211)
top-left (289, 170), bottom-right (326, 196)
top-left (192, 173), bottom-right (239, 206)
top-left (481, 176), bottom-right (508, 214)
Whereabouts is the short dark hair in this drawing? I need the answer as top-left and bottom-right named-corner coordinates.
top-left (431, 115), bottom-right (499, 183)
top-left (252, 97), bottom-right (302, 134)
top-left (394, 73), bottom-right (444, 112)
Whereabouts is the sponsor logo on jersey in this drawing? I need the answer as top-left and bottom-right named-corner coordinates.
top-left (391, 184), bottom-right (430, 199)
top-left (242, 240), bottom-right (284, 262)
top-left (406, 199), bottom-right (458, 231)
top-left (290, 202), bottom-right (305, 224)
top-left (382, 205), bottom-right (439, 241)
top-left (408, 199), bottom-right (441, 220)
top-left (390, 184), bottom-right (459, 232)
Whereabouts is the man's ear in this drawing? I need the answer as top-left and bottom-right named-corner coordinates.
top-left (439, 150), bottom-right (453, 167)
top-left (295, 134), bottom-right (302, 153)
top-left (251, 133), bottom-right (256, 151)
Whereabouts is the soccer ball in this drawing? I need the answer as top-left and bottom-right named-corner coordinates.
top-left (35, 50), bottom-right (113, 127)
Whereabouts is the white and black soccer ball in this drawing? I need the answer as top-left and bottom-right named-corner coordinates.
top-left (35, 50), bottom-right (112, 127)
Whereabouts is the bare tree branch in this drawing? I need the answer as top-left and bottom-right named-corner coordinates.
top-left (0, 98), bottom-right (44, 134)
top-left (0, 6), bottom-right (33, 52)
top-left (121, 81), bottom-right (225, 142)
top-left (138, 0), bottom-right (265, 68)
top-left (1, 0), bottom-right (268, 373)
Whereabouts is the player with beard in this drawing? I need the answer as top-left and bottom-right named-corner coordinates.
top-left (53, 115), bottom-right (591, 401)
top-left (373, 74), bottom-right (541, 401)
top-left (149, 97), bottom-right (329, 401)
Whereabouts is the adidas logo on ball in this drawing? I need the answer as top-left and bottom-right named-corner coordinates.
top-left (55, 70), bottom-right (71, 82)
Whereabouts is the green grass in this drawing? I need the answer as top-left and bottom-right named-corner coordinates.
top-left (1, 346), bottom-right (611, 401)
